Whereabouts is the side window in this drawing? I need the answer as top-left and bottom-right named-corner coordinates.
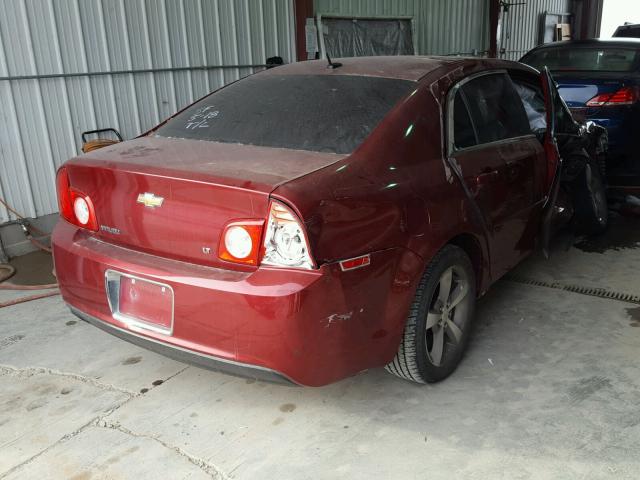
top-left (551, 85), bottom-right (580, 135)
top-left (513, 82), bottom-right (547, 133)
top-left (459, 73), bottom-right (531, 144)
top-left (453, 93), bottom-right (477, 149)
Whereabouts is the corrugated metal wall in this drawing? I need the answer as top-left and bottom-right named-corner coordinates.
top-left (314, 0), bottom-right (490, 56)
top-left (0, 0), bottom-right (295, 223)
top-left (500, 0), bottom-right (572, 59)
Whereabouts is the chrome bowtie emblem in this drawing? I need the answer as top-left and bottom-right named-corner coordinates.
top-left (136, 192), bottom-right (164, 208)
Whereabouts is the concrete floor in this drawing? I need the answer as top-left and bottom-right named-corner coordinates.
top-left (1, 214), bottom-right (639, 480)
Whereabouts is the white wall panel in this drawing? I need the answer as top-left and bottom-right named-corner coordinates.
top-left (0, 0), bottom-right (295, 223)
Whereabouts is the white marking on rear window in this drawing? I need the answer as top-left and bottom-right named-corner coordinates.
top-left (186, 105), bottom-right (220, 130)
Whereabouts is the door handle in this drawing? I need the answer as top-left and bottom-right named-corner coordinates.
top-left (473, 169), bottom-right (500, 187)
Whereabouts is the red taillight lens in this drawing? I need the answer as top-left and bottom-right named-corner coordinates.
top-left (55, 167), bottom-right (99, 231)
top-left (56, 167), bottom-right (73, 222)
top-left (586, 87), bottom-right (639, 107)
top-left (218, 220), bottom-right (264, 266)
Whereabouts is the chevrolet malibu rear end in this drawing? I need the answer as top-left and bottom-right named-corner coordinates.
top-left (53, 57), bottom-right (460, 386)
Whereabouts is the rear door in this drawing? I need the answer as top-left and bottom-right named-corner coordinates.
top-left (447, 71), bottom-right (546, 279)
top-left (539, 67), bottom-right (565, 257)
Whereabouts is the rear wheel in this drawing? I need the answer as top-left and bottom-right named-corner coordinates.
top-left (385, 245), bottom-right (476, 384)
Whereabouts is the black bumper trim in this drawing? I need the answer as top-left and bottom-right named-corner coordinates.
top-left (70, 307), bottom-right (296, 386)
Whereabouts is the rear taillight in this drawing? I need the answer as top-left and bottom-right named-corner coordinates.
top-left (56, 167), bottom-right (73, 221)
top-left (262, 200), bottom-right (314, 270)
top-left (586, 87), bottom-right (639, 106)
top-left (218, 220), bottom-right (264, 266)
top-left (217, 200), bottom-right (314, 269)
top-left (56, 167), bottom-right (99, 231)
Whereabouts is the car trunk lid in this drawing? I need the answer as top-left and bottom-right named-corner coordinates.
top-left (65, 136), bottom-right (344, 268)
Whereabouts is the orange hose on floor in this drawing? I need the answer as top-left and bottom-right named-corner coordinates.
top-left (23, 232), bottom-right (52, 253)
top-left (0, 262), bottom-right (59, 308)
top-left (0, 197), bottom-right (48, 237)
top-left (0, 196), bottom-right (52, 252)
top-left (0, 264), bottom-right (15, 283)
top-left (0, 290), bottom-right (60, 308)
top-left (0, 198), bottom-right (58, 297)
top-left (0, 282), bottom-right (59, 290)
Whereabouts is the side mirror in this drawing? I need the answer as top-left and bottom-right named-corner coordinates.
top-left (81, 128), bottom-right (123, 153)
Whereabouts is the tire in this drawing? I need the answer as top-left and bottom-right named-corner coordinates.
top-left (385, 245), bottom-right (476, 384)
top-left (572, 161), bottom-right (609, 236)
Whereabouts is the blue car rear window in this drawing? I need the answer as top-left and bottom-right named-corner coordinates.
top-left (523, 47), bottom-right (640, 72)
top-left (155, 74), bottom-right (414, 154)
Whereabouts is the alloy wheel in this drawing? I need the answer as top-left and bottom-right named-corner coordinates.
top-left (425, 266), bottom-right (472, 367)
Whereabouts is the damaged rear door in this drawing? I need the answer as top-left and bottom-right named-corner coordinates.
top-left (539, 67), bottom-right (564, 257)
top-left (447, 70), bottom-right (546, 278)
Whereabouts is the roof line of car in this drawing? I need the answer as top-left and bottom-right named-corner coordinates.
top-left (529, 38), bottom-right (640, 51)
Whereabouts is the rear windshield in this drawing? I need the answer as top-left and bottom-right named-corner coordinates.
top-left (155, 74), bottom-right (414, 154)
top-left (523, 47), bottom-right (640, 72)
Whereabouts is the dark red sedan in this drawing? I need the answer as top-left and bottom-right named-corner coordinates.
top-left (52, 56), bottom-right (606, 386)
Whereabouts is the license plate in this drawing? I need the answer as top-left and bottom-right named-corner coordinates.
top-left (105, 270), bottom-right (174, 335)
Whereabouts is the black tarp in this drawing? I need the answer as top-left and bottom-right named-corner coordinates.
top-left (322, 18), bottom-right (414, 58)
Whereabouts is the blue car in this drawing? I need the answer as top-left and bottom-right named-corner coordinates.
top-left (521, 39), bottom-right (640, 185)
top-left (613, 24), bottom-right (640, 38)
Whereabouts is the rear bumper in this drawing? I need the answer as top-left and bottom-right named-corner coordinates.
top-left (70, 306), bottom-right (294, 385)
top-left (53, 220), bottom-right (421, 386)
